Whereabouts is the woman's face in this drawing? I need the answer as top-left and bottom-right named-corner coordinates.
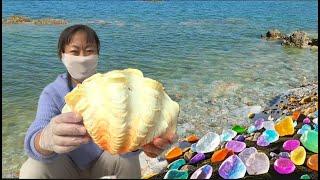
top-left (64, 31), bottom-right (98, 56)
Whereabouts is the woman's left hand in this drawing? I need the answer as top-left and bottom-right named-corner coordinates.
top-left (142, 133), bottom-right (177, 158)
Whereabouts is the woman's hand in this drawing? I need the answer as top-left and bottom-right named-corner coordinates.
top-left (142, 133), bottom-right (177, 158)
top-left (35, 112), bottom-right (90, 155)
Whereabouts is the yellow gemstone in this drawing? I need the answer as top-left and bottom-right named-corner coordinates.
top-left (290, 146), bottom-right (306, 165)
top-left (275, 116), bottom-right (295, 136)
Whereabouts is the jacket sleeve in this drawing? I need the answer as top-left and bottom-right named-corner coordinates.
top-left (24, 86), bottom-right (60, 162)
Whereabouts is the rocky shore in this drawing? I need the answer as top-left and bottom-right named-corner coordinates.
top-left (261, 29), bottom-right (318, 49)
top-left (141, 82), bottom-right (318, 179)
top-left (2, 15), bottom-right (68, 25)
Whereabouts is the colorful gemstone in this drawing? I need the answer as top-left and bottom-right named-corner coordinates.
top-left (290, 146), bottom-right (306, 165)
top-left (273, 158), bottom-right (296, 174)
top-left (218, 155), bottom-right (246, 179)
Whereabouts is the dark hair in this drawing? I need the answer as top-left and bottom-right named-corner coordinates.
top-left (57, 24), bottom-right (100, 59)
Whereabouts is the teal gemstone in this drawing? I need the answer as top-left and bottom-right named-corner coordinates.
top-left (300, 130), bottom-right (318, 153)
top-left (300, 174), bottom-right (311, 179)
top-left (164, 169), bottom-right (189, 179)
top-left (167, 159), bottom-right (186, 170)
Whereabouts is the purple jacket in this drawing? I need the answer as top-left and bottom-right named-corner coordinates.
top-left (24, 73), bottom-right (141, 170)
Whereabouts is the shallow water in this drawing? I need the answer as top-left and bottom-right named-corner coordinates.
top-left (2, 0), bottom-right (318, 177)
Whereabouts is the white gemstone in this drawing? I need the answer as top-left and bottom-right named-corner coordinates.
top-left (195, 132), bottom-right (220, 153)
top-left (245, 152), bottom-right (270, 175)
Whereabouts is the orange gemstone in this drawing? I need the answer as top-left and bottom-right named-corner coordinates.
top-left (292, 111), bottom-right (300, 121)
top-left (165, 147), bottom-right (183, 162)
top-left (186, 134), bottom-right (199, 143)
top-left (307, 154), bottom-right (318, 171)
top-left (211, 148), bottom-right (232, 163)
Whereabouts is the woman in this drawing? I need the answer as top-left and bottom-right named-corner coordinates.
top-left (19, 24), bottom-right (176, 179)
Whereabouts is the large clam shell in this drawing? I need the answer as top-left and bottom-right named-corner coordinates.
top-left (62, 68), bottom-right (180, 154)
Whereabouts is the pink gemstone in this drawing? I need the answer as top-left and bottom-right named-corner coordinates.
top-left (274, 158), bottom-right (295, 174)
top-left (282, 139), bottom-right (300, 151)
top-left (303, 117), bottom-right (311, 124)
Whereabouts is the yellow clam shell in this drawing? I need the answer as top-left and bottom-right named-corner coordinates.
top-left (62, 68), bottom-right (180, 155)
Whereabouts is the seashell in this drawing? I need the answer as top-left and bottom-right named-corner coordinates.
top-left (62, 68), bottom-right (180, 154)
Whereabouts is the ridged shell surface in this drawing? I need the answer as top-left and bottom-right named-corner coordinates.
top-left (62, 68), bottom-right (180, 154)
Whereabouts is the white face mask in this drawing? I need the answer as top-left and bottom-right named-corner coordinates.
top-left (61, 53), bottom-right (98, 82)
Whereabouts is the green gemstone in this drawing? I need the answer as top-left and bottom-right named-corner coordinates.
top-left (164, 169), bottom-right (189, 179)
top-left (167, 159), bottom-right (186, 170)
top-left (300, 130), bottom-right (318, 153)
top-left (232, 125), bottom-right (247, 133)
top-left (300, 174), bottom-right (311, 179)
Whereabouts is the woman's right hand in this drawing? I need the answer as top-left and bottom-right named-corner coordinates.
top-left (36, 112), bottom-right (90, 155)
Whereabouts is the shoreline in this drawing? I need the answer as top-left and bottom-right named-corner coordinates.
top-left (140, 82), bottom-right (318, 179)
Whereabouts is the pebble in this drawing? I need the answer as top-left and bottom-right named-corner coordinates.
top-left (183, 150), bottom-right (195, 161)
top-left (300, 174), bottom-right (311, 179)
top-left (254, 118), bottom-right (265, 130)
top-left (262, 129), bottom-right (279, 143)
top-left (300, 130), bottom-right (318, 153)
top-left (269, 152), bottom-right (277, 158)
top-left (278, 152), bottom-right (290, 158)
top-left (165, 147), bottom-right (183, 162)
top-left (293, 121), bottom-right (298, 127)
top-left (225, 140), bottom-right (246, 153)
top-left (189, 153), bottom-right (205, 164)
top-left (211, 148), bottom-right (232, 163)
top-left (220, 129), bottom-right (237, 142)
top-left (303, 117), bottom-right (311, 124)
top-left (313, 117), bottom-right (318, 125)
top-left (232, 125), bottom-right (247, 134)
top-left (239, 147), bottom-right (258, 164)
top-left (297, 124), bottom-right (312, 135)
top-left (247, 125), bottom-right (256, 134)
top-left (290, 146), bottom-right (306, 165)
top-left (164, 169), bottom-right (188, 179)
top-left (273, 158), bottom-right (296, 174)
top-left (245, 152), bottom-right (270, 175)
top-left (167, 159), bottom-right (186, 170)
top-left (186, 134), bottom-right (199, 143)
top-left (268, 115), bottom-right (275, 121)
top-left (283, 139), bottom-right (300, 151)
top-left (234, 135), bottom-right (245, 142)
top-left (263, 121), bottom-right (275, 130)
top-left (190, 164), bottom-right (213, 179)
top-left (248, 112), bottom-right (255, 119)
top-left (180, 164), bottom-right (195, 172)
top-left (195, 132), bottom-right (220, 153)
top-left (306, 154), bottom-right (318, 171)
top-left (275, 116), bottom-right (295, 136)
top-left (218, 155), bottom-right (246, 179)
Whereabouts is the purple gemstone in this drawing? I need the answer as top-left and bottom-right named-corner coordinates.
top-left (234, 135), bottom-right (245, 142)
top-left (282, 139), bottom-right (300, 151)
top-left (254, 118), bottom-right (265, 130)
top-left (225, 140), bottom-right (246, 153)
top-left (257, 135), bottom-right (270, 147)
top-left (303, 117), bottom-right (311, 124)
top-left (274, 158), bottom-right (296, 174)
top-left (189, 153), bottom-right (205, 164)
